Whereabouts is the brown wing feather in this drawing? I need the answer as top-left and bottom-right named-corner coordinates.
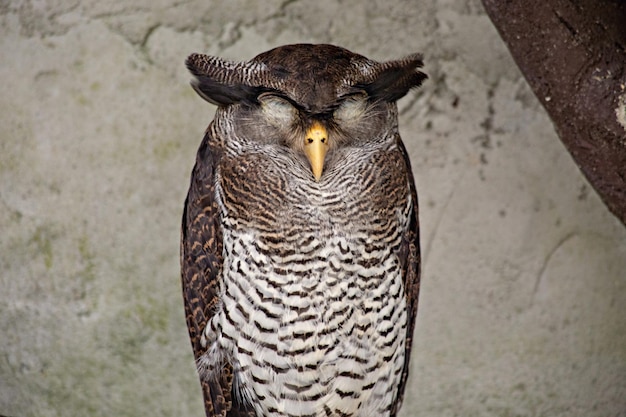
top-left (181, 128), bottom-right (254, 417)
top-left (391, 136), bottom-right (422, 416)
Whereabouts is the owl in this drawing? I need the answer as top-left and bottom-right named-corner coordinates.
top-left (181, 44), bottom-right (425, 417)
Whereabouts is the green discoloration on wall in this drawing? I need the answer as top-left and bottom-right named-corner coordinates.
top-left (77, 235), bottom-right (96, 282)
top-left (153, 139), bottom-right (182, 163)
top-left (29, 225), bottom-right (57, 270)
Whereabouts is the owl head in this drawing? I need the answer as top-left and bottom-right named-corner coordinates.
top-left (186, 44), bottom-right (426, 181)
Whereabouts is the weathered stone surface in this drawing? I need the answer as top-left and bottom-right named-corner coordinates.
top-left (1, 1), bottom-right (624, 417)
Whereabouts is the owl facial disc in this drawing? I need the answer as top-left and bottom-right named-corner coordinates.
top-left (304, 121), bottom-right (329, 181)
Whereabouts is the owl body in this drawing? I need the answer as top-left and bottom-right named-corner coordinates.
top-left (182, 44), bottom-right (425, 417)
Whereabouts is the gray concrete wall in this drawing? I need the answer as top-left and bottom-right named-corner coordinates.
top-left (1, 1), bottom-right (624, 416)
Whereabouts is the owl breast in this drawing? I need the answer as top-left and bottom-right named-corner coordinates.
top-left (211, 144), bottom-right (411, 417)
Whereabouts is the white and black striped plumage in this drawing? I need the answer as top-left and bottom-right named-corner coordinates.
top-left (181, 44), bottom-right (425, 417)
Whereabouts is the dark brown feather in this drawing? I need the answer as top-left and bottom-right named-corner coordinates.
top-left (181, 128), bottom-right (255, 417)
top-left (391, 135), bottom-right (421, 416)
top-left (358, 53), bottom-right (427, 102)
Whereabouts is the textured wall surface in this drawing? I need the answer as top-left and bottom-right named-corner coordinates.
top-left (1, 1), bottom-right (625, 417)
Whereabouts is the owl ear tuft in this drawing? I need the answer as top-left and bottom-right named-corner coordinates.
top-left (189, 76), bottom-right (262, 106)
top-left (361, 54), bottom-right (427, 102)
top-left (186, 53), bottom-right (263, 106)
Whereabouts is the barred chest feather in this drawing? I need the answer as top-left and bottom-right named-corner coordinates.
top-left (201, 146), bottom-right (411, 417)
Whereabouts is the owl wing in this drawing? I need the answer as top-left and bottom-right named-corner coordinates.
top-left (391, 137), bottom-right (422, 416)
top-left (181, 130), bottom-right (254, 417)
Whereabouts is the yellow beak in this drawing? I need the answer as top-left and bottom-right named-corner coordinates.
top-left (304, 121), bottom-right (329, 182)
